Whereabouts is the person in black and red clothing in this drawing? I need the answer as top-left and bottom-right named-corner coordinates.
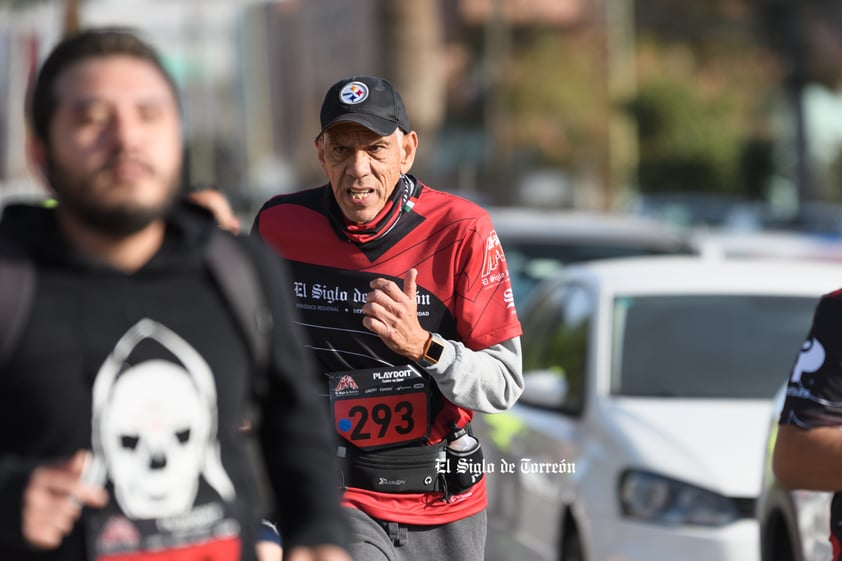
top-left (252, 75), bottom-right (524, 561)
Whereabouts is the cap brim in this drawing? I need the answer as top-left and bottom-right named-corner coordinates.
top-left (320, 113), bottom-right (400, 137)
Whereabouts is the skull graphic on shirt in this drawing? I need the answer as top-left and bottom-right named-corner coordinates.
top-left (91, 319), bottom-right (235, 520)
top-left (100, 359), bottom-right (210, 518)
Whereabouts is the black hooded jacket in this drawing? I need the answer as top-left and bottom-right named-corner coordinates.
top-left (0, 202), bottom-right (347, 560)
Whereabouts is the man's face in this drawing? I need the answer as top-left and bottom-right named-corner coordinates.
top-left (37, 55), bottom-right (182, 235)
top-left (317, 122), bottom-right (417, 224)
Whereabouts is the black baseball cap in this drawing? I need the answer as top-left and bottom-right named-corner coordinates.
top-left (319, 75), bottom-right (410, 137)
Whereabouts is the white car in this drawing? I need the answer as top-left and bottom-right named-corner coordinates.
top-left (690, 228), bottom-right (842, 263)
top-left (488, 207), bottom-right (695, 306)
top-left (476, 255), bottom-right (842, 561)
top-left (757, 384), bottom-right (833, 561)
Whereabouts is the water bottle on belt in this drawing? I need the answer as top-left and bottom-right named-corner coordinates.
top-left (445, 424), bottom-right (483, 493)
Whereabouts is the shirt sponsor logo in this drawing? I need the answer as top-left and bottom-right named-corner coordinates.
top-left (790, 338), bottom-right (825, 385)
top-left (96, 515), bottom-right (141, 551)
top-left (504, 288), bottom-right (515, 310)
top-left (481, 231), bottom-right (507, 285)
top-left (292, 279), bottom-right (433, 315)
top-left (378, 477), bottom-right (407, 487)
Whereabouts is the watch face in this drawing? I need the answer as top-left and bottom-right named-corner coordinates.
top-left (425, 337), bottom-right (445, 363)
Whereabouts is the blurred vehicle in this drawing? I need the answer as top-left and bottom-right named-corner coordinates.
top-left (690, 228), bottom-right (842, 263)
top-left (489, 207), bottom-right (695, 306)
top-left (757, 384), bottom-right (832, 561)
top-left (475, 255), bottom-right (842, 561)
top-left (624, 192), bottom-right (770, 230)
top-left (765, 201), bottom-right (842, 237)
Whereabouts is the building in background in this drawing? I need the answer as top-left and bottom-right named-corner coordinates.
top-left (238, 0), bottom-right (380, 206)
top-left (0, 2), bottom-right (61, 204)
top-left (6, 0), bottom-right (842, 219)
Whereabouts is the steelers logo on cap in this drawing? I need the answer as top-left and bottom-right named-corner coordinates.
top-left (339, 81), bottom-right (369, 105)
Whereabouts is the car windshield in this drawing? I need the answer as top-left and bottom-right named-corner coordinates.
top-left (611, 294), bottom-right (817, 398)
top-left (505, 241), bottom-right (690, 305)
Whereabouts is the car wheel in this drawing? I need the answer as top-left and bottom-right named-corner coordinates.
top-left (560, 522), bottom-right (585, 561)
top-left (762, 510), bottom-right (798, 561)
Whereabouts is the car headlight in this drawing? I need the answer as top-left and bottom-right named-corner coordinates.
top-left (619, 469), bottom-right (740, 527)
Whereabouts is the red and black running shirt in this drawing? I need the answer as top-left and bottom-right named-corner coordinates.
top-left (252, 181), bottom-right (522, 525)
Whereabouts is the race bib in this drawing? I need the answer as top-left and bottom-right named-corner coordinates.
top-left (329, 366), bottom-right (431, 451)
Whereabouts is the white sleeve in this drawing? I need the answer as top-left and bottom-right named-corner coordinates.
top-left (424, 336), bottom-right (523, 414)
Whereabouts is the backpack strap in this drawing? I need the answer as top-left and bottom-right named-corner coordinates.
top-left (205, 229), bottom-right (277, 517)
top-left (0, 238), bottom-right (35, 370)
top-left (204, 230), bottom-right (273, 386)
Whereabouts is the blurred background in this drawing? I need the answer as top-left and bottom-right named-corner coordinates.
top-left (5, 3), bottom-right (842, 561)
top-left (3, 0), bottom-right (842, 233)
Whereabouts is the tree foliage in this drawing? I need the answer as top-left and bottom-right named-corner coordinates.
top-left (482, 0), bottom-right (786, 201)
top-left (630, 36), bottom-right (777, 195)
top-left (501, 28), bottom-right (606, 171)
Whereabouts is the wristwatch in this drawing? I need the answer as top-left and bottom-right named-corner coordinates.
top-left (419, 332), bottom-right (446, 368)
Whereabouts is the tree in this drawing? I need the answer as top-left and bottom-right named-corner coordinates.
top-left (377, 0), bottom-right (446, 176)
top-left (750, 0), bottom-right (842, 204)
top-left (443, 0), bottom-right (783, 207)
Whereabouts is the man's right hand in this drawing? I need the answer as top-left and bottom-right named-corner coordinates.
top-left (22, 450), bottom-right (108, 549)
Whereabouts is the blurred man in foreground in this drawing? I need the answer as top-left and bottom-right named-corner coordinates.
top-left (0, 27), bottom-right (350, 561)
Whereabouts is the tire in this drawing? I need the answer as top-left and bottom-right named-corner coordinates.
top-left (762, 510), bottom-right (797, 561)
top-left (560, 523), bottom-right (585, 561)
